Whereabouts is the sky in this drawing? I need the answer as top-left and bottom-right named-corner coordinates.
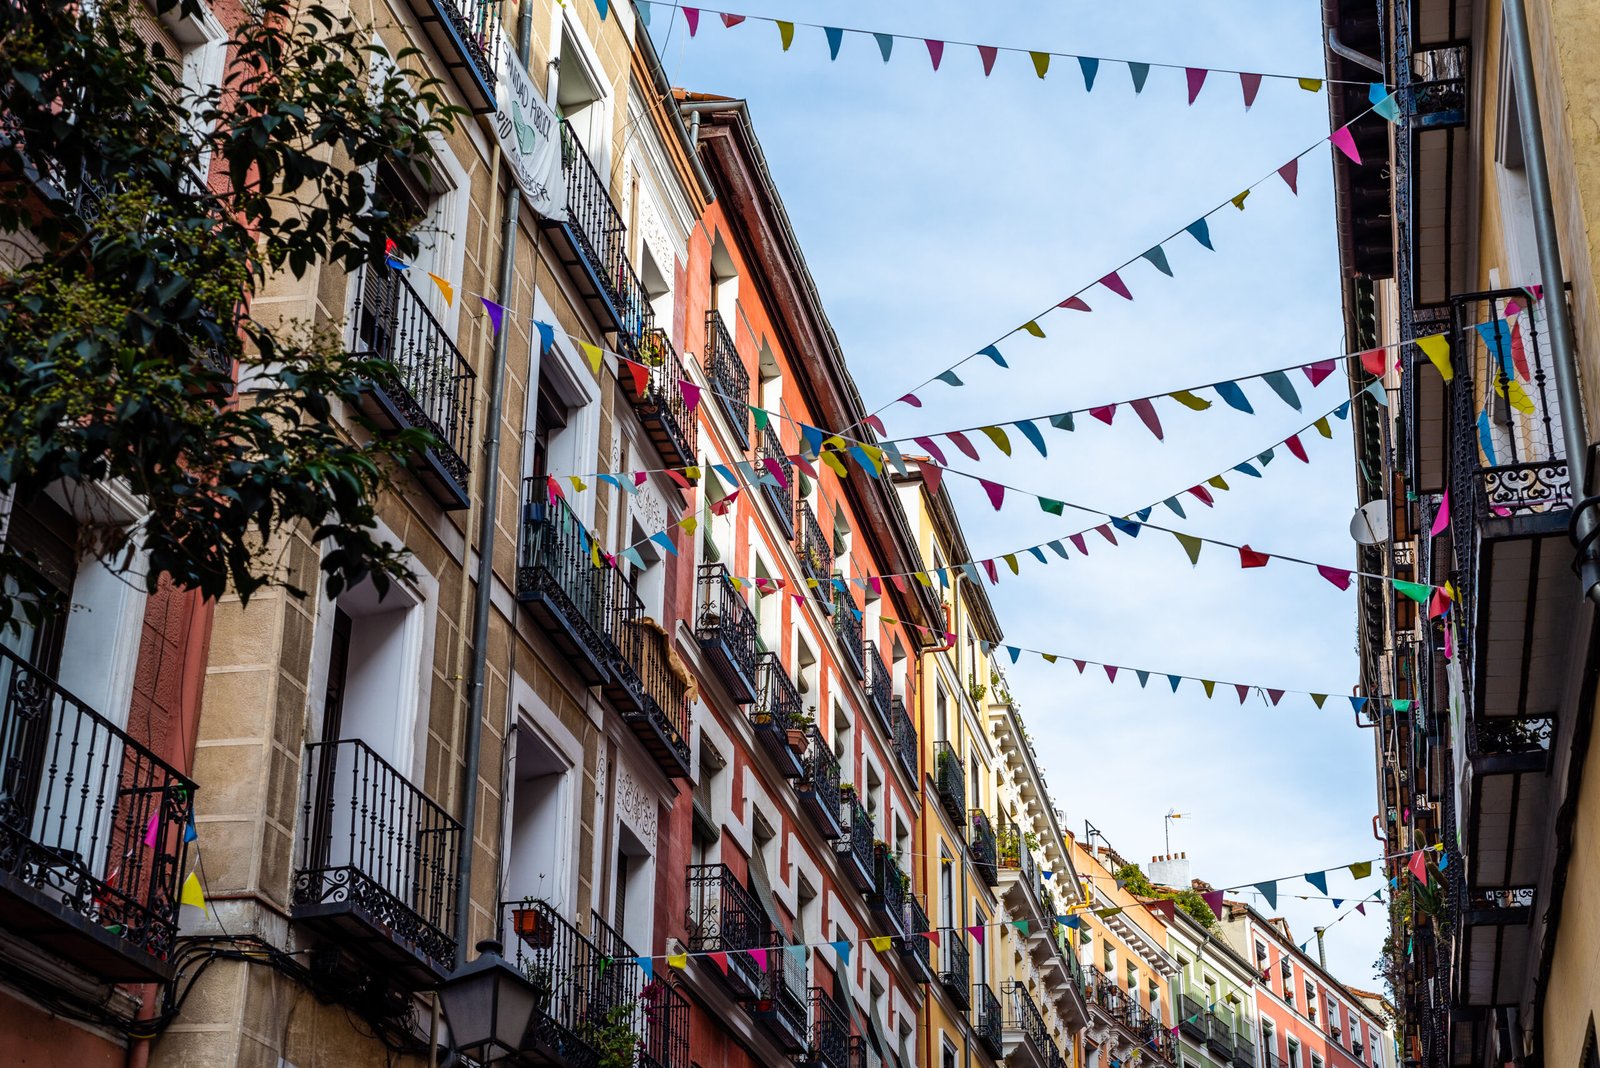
top-left (643, 0), bottom-right (1388, 988)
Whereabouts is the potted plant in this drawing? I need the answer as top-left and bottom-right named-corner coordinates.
top-left (787, 707), bottom-right (816, 753)
top-left (512, 905), bottom-right (556, 949)
top-left (967, 677), bottom-right (987, 703)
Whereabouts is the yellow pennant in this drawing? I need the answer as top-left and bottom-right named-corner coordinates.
top-left (428, 273), bottom-right (454, 306)
top-left (1314, 416), bottom-right (1333, 438)
top-left (870, 936), bottom-right (892, 952)
top-left (180, 871), bottom-right (207, 912)
top-left (1417, 334), bottom-right (1452, 381)
top-left (1231, 190), bottom-right (1250, 211)
top-left (1002, 554), bottom-right (1019, 575)
top-left (568, 476), bottom-right (588, 492)
top-left (1298, 77), bottom-right (1323, 92)
top-left (590, 540), bottom-right (603, 569)
top-left (978, 425), bottom-right (1012, 456)
top-left (1207, 475), bottom-right (1229, 491)
top-left (820, 452), bottom-right (848, 477)
top-left (580, 341), bottom-right (604, 375)
top-left (913, 572), bottom-right (932, 587)
top-left (1169, 390), bottom-right (1212, 411)
top-left (667, 953), bottom-right (688, 970)
top-left (680, 516), bottom-right (698, 535)
top-left (1022, 319), bottom-right (1046, 338)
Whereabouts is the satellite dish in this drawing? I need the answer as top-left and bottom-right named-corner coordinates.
top-left (1350, 500), bottom-right (1391, 545)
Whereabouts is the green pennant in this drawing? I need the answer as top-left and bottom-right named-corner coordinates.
top-left (1395, 580), bottom-right (1432, 604)
top-left (1013, 919), bottom-right (1031, 935)
top-left (1174, 533), bottom-right (1203, 565)
top-left (751, 405), bottom-right (770, 432)
top-left (1038, 498), bottom-right (1065, 516)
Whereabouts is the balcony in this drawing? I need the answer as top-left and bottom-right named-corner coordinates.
top-left (696, 562), bottom-right (761, 704)
top-left (517, 491), bottom-right (614, 685)
top-left (350, 264), bottom-right (476, 510)
top-left (751, 652), bottom-right (806, 779)
top-left (899, 893), bottom-right (934, 983)
top-left (499, 900), bottom-right (608, 1066)
top-left (605, 587), bottom-right (692, 780)
top-left (862, 642), bottom-right (892, 732)
top-left (1003, 981), bottom-right (1054, 1068)
top-left (624, 326), bottom-right (698, 467)
top-left (832, 589), bottom-right (864, 678)
top-left (806, 987), bottom-right (852, 1068)
top-left (933, 740), bottom-right (965, 825)
top-left (836, 794), bottom-right (874, 891)
top-left (544, 124), bottom-right (650, 352)
top-left (796, 727), bottom-right (843, 840)
top-left (293, 737), bottom-right (460, 983)
top-left (1235, 1036), bottom-right (1257, 1068)
top-left (997, 816), bottom-right (1043, 928)
top-left (970, 810), bottom-right (999, 885)
top-left (796, 500), bottom-right (833, 586)
top-left (756, 425), bottom-right (796, 537)
top-left (974, 982), bottom-right (1005, 1058)
top-left (869, 843), bottom-right (908, 938)
top-left (704, 309), bottom-right (750, 449)
top-left (754, 937), bottom-right (810, 1052)
top-left (1408, 46), bottom-right (1467, 129)
top-left (1402, 46), bottom-right (1471, 308)
top-left (1207, 1013), bottom-right (1236, 1059)
top-left (938, 930), bottom-right (971, 1009)
top-left (1180, 995), bottom-right (1208, 1041)
top-left (398, 0), bottom-right (499, 111)
top-left (0, 646), bottom-right (195, 982)
top-left (890, 697), bottom-right (917, 781)
top-left (687, 863), bottom-right (767, 1000)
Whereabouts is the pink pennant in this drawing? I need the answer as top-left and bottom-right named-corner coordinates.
top-left (980, 479), bottom-right (1005, 510)
top-left (1130, 397), bottom-right (1164, 439)
top-left (1239, 545), bottom-right (1270, 568)
top-left (912, 436), bottom-right (948, 466)
top-left (1100, 271), bottom-right (1133, 300)
top-left (978, 45), bottom-right (998, 76)
top-left (1444, 623), bottom-right (1454, 661)
top-left (1095, 524), bottom-right (1117, 545)
top-left (719, 12), bottom-right (744, 27)
top-left (1059, 296), bottom-right (1092, 312)
top-left (144, 810), bottom-right (160, 848)
top-left (866, 576), bottom-right (882, 595)
top-left (1430, 489), bottom-right (1451, 536)
top-left (862, 415), bottom-right (886, 436)
top-left (790, 454), bottom-right (819, 478)
top-left (1072, 659), bottom-right (1086, 673)
top-left (1105, 664), bottom-right (1119, 683)
top-left (1330, 125), bottom-right (1362, 163)
top-left (981, 559), bottom-right (999, 584)
top-left (1407, 850), bottom-right (1428, 883)
top-left (1356, 902), bottom-right (1367, 915)
top-left (915, 460), bottom-right (944, 494)
top-left (898, 393), bottom-right (923, 408)
top-left (890, 574), bottom-right (909, 593)
top-left (1189, 485), bottom-right (1215, 507)
top-left (1186, 67), bottom-right (1208, 104)
top-left (925, 39), bottom-right (945, 70)
top-left (1068, 533), bottom-right (1087, 555)
top-left (1240, 72), bottom-right (1263, 108)
top-left (1236, 684), bottom-right (1251, 703)
top-left (1360, 348), bottom-right (1388, 376)
top-left (947, 431), bottom-right (981, 461)
top-left (749, 947), bottom-right (768, 969)
top-left (1317, 565), bottom-right (1353, 590)
top-left (1278, 159), bottom-right (1300, 194)
top-left (1090, 405), bottom-right (1117, 425)
top-left (1285, 434), bottom-right (1309, 462)
top-left (633, 472), bottom-right (648, 488)
top-left (1303, 359), bottom-right (1336, 386)
top-left (968, 925), bottom-right (985, 945)
top-left (684, 7), bottom-right (700, 35)
top-left (1267, 689), bottom-right (1285, 706)
top-left (665, 469), bottom-right (692, 490)
top-left (762, 458), bottom-right (789, 488)
top-left (1511, 321), bottom-right (1530, 380)
top-left (680, 380), bottom-right (702, 413)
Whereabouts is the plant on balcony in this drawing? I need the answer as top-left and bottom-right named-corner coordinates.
top-left (967, 677), bottom-right (988, 703)
top-left (582, 1002), bottom-right (642, 1068)
top-left (0, 0), bottom-right (460, 630)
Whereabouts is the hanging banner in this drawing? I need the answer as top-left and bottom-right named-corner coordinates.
top-left (493, 29), bottom-right (567, 221)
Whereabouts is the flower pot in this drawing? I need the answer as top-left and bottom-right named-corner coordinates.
top-left (513, 907), bottom-right (555, 948)
top-left (785, 728), bottom-right (807, 751)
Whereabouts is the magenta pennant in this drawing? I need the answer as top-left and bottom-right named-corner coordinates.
top-left (144, 810), bottom-right (161, 848)
top-left (980, 479), bottom-right (1006, 510)
top-left (1090, 405), bottom-right (1117, 425)
top-left (1267, 689), bottom-right (1285, 706)
top-left (680, 380), bottom-right (702, 413)
top-left (1430, 489), bottom-right (1451, 536)
top-left (862, 415), bottom-right (886, 436)
top-left (1130, 398), bottom-right (1164, 439)
top-left (684, 7), bottom-right (700, 35)
top-left (968, 924), bottom-right (986, 945)
top-left (749, 947), bottom-right (768, 970)
top-left (1105, 664), bottom-right (1119, 683)
top-left (1235, 684), bottom-right (1251, 703)
top-left (1317, 565), bottom-right (1353, 590)
top-left (1059, 296), bottom-right (1091, 312)
top-left (1072, 658), bottom-right (1086, 673)
top-left (1330, 125), bottom-right (1362, 163)
top-left (925, 39), bottom-right (945, 70)
top-left (1095, 524), bottom-right (1117, 545)
top-left (1100, 271), bottom-right (1133, 300)
top-left (1279, 158), bottom-right (1300, 194)
top-left (898, 393), bottom-right (923, 408)
top-left (1303, 359), bottom-right (1336, 386)
top-left (1239, 72), bottom-right (1263, 108)
top-left (1285, 434), bottom-right (1309, 462)
top-left (1186, 67), bottom-right (1208, 104)
top-left (981, 559), bottom-right (998, 584)
top-left (947, 431), bottom-right (980, 461)
top-left (912, 436), bottom-right (948, 465)
top-left (977, 45), bottom-right (999, 76)
top-left (479, 297), bottom-right (505, 334)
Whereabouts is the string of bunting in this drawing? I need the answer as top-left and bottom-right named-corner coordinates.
top-left (628, 0), bottom-right (1381, 96)
top-left (846, 94), bottom-right (1400, 432)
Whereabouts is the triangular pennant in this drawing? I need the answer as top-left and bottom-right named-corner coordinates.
top-left (1015, 420), bottom-right (1048, 457)
top-left (1231, 189), bottom-right (1250, 211)
top-left (1130, 398), bottom-right (1163, 439)
top-left (1262, 370), bottom-right (1302, 410)
top-left (1418, 334), bottom-right (1452, 381)
top-left (1311, 693), bottom-right (1329, 708)
top-left (1236, 684), bottom-right (1251, 703)
top-left (1100, 271), bottom-right (1133, 300)
top-left (824, 26), bottom-right (844, 60)
top-left (947, 431), bottom-right (980, 461)
top-left (1285, 434), bottom-right (1309, 462)
top-left (1349, 860), bottom-right (1373, 879)
top-left (978, 45), bottom-right (998, 76)
top-left (427, 273), bottom-right (454, 306)
top-left (925, 39), bottom-right (945, 70)
top-left (1279, 158), bottom-right (1300, 194)
top-left (874, 32), bottom-right (893, 62)
top-left (1186, 218), bottom-right (1214, 250)
top-left (1267, 688), bottom-right (1285, 706)
top-left (1030, 51), bottom-right (1050, 79)
top-left (1136, 670), bottom-right (1151, 688)
top-left (1360, 348), bottom-right (1388, 376)
top-left (1370, 82), bottom-right (1401, 122)
top-left (980, 480), bottom-right (1005, 510)
top-left (1038, 497), bottom-right (1065, 516)
top-left (1394, 580), bottom-right (1432, 604)
top-left (777, 20), bottom-right (794, 50)
top-left (1169, 675), bottom-right (1182, 692)
top-left (1059, 296), bottom-right (1091, 312)
top-left (1238, 545), bottom-right (1270, 568)
top-left (1186, 67), bottom-right (1208, 103)
top-left (870, 935), bottom-right (892, 952)
top-left (1090, 405), bottom-right (1117, 425)
top-left (1317, 566), bottom-right (1353, 590)
top-left (1330, 124), bottom-right (1362, 163)
top-left (181, 871), bottom-right (207, 912)
top-left (1128, 61), bottom-right (1150, 92)
top-left (1202, 680), bottom-right (1216, 698)
top-left (935, 370), bottom-right (964, 387)
top-left (1142, 246), bottom-right (1173, 277)
top-left (1175, 533), bottom-right (1203, 565)
top-left (1240, 71), bottom-right (1264, 108)
top-left (1214, 380), bottom-right (1254, 413)
top-left (1170, 389), bottom-right (1211, 411)
top-left (479, 297), bottom-right (505, 334)
top-left (978, 425), bottom-right (1012, 456)
top-left (978, 344), bottom-right (1006, 367)
top-left (1050, 412), bottom-right (1075, 432)
top-left (1164, 496), bottom-right (1187, 519)
top-left (1299, 77), bottom-right (1324, 92)
top-left (684, 7), bottom-right (700, 35)
top-left (1256, 881), bottom-right (1278, 909)
top-left (1079, 55), bottom-right (1100, 91)
top-left (1021, 319), bottom-right (1045, 338)
top-left (719, 13), bottom-right (744, 27)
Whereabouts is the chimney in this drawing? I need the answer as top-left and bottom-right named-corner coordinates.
top-left (1148, 852), bottom-right (1191, 889)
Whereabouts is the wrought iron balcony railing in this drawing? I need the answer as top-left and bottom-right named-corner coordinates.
top-left (704, 309), bottom-right (750, 449)
top-left (607, 585), bottom-right (693, 780)
top-left (499, 899), bottom-right (607, 1065)
top-left (0, 645), bottom-right (196, 982)
top-left (696, 562), bottom-right (761, 704)
top-left (687, 863), bottom-right (768, 998)
top-left (938, 930), bottom-right (970, 1009)
top-left (832, 589), bottom-right (863, 678)
top-left (974, 982), bottom-right (1005, 1057)
top-left (900, 892), bottom-right (934, 982)
top-left (553, 123), bottom-right (649, 353)
top-left (294, 737), bottom-right (460, 981)
top-left (1004, 980), bottom-right (1051, 1053)
top-left (626, 326), bottom-right (698, 467)
top-left (1207, 1012), bottom-right (1236, 1057)
top-left (836, 795), bottom-right (874, 892)
top-left (402, 0), bottom-right (500, 110)
top-left (870, 843), bottom-right (908, 938)
top-left (751, 651), bottom-right (806, 778)
top-left (809, 986), bottom-right (852, 1068)
top-left (1408, 46), bottom-right (1467, 129)
top-left (890, 697), bottom-right (917, 781)
top-left (517, 490), bottom-right (615, 685)
top-left (755, 934), bottom-right (809, 1052)
top-left (796, 500), bottom-right (833, 585)
top-left (997, 816), bottom-right (1039, 889)
top-left (970, 810), bottom-right (999, 885)
top-left (1234, 1035), bottom-right (1258, 1068)
top-left (755, 424), bottom-right (796, 537)
top-left (862, 641), bottom-right (892, 731)
top-left (351, 264), bottom-right (477, 509)
top-left (933, 740), bottom-right (965, 825)
top-left (796, 727), bottom-right (842, 839)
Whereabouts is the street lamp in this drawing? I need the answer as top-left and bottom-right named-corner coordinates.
top-left (436, 939), bottom-right (539, 1064)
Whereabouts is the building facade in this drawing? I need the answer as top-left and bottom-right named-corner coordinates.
top-left (1166, 901), bottom-right (1261, 1068)
top-left (1325, 0), bottom-right (1600, 1066)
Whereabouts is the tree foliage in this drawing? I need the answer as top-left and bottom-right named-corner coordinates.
top-left (0, 0), bottom-right (460, 629)
top-left (1117, 863), bottom-right (1217, 930)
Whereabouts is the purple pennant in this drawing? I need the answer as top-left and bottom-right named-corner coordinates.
top-left (898, 393), bottom-right (923, 408)
top-left (679, 380), bottom-right (702, 413)
top-left (683, 7), bottom-right (699, 35)
top-left (1099, 271), bottom-right (1133, 300)
top-left (479, 297), bottom-right (505, 335)
top-left (1186, 67), bottom-right (1208, 104)
top-left (925, 39), bottom-right (945, 70)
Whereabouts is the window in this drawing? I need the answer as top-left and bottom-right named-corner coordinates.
top-left (1311, 1055), bottom-right (1323, 1068)
top-left (970, 753), bottom-right (982, 807)
top-left (1126, 961), bottom-right (1138, 992)
top-left (507, 721), bottom-right (577, 915)
top-left (942, 1040), bottom-right (957, 1068)
top-left (1102, 941), bottom-right (1115, 974)
top-left (1261, 1020), bottom-right (1275, 1060)
top-left (935, 685), bottom-right (949, 742)
top-left (1288, 1040), bottom-right (1300, 1068)
top-left (1255, 941), bottom-right (1269, 967)
top-left (555, 19), bottom-right (609, 169)
top-left (939, 847), bottom-right (955, 924)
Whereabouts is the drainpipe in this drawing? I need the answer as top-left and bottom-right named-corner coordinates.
top-left (1501, 0), bottom-right (1600, 603)
top-left (456, 0), bottom-right (534, 968)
